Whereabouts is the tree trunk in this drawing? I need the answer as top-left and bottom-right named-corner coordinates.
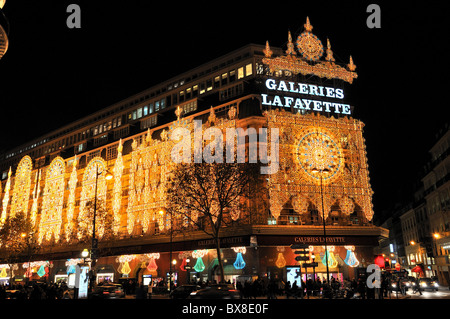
top-left (214, 236), bottom-right (225, 283)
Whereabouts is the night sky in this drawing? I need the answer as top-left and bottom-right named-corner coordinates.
top-left (0, 1), bottom-right (449, 223)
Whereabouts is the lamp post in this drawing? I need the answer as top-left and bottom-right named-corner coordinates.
top-left (88, 164), bottom-right (112, 293)
top-left (91, 165), bottom-right (113, 262)
top-left (312, 167), bottom-right (330, 285)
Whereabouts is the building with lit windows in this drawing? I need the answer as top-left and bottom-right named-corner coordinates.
top-left (421, 123), bottom-right (450, 286)
top-left (0, 18), bottom-right (387, 289)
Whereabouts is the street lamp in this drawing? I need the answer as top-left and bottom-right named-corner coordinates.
top-left (312, 167), bottom-right (330, 285)
top-left (81, 249), bottom-right (89, 259)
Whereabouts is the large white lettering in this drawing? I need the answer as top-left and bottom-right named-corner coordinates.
top-left (261, 78), bottom-right (351, 115)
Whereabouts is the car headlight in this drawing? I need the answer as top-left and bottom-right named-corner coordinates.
top-left (434, 283), bottom-right (439, 287)
top-left (405, 283), bottom-right (410, 286)
top-left (420, 282), bottom-right (427, 287)
top-left (391, 283), bottom-right (396, 288)
top-left (412, 282), bottom-right (416, 286)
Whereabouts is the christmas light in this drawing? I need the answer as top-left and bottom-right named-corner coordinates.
top-left (193, 257), bottom-right (205, 272)
top-left (275, 253), bottom-right (286, 268)
top-left (65, 157), bottom-right (78, 242)
top-left (233, 253), bottom-right (246, 270)
top-left (112, 139), bottom-right (124, 235)
top-left (321, 246), bottom-right (338, 268)
top-left (10, 156), bottom-right (32, 219)
top-left (344, 245), bottom-right (359, 267)
top-left (39, 157), bottom-right (65, 244)
top-left (232, 247), bottom-right (247, 269)
top-left (117, 255), bottom-right (136, 275)
top-left (145, 253), bottom-right (160, 273)
top-left (262, 18), bottom-right (357, 84)
top-left (192, 250), bottom-right (208, 272)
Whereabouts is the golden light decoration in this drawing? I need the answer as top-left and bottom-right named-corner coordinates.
top-left (65, 157), bottom-right (78, 241)
top-left (232, 247), bottom-right (246, 254)
top-left (29, 169), bottom-right (41, 227)
top-left (266, 110), bottom-right (374, 222)
top-left (117, 255), bottom-right (136, 275)
top-left (112, 139), bottom-right (124, 235)
top-left (39, 157), bottom-right (65, 244)
top-left (262, 17), bottom-right (357, 84)
top-left (78, 157), bottom-right (108, 240)
top-left (275, 246), bottom-right (286, 268)
top-left (127, 129), bottom-right (168, 235)
top-left (275, 253), bottom-right (286, 268)
top-left (10, 156), bottom-right (33, 218)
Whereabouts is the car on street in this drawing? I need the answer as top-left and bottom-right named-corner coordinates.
top-left (169, 285), bottom-right (201, 299)
top-left (419, 278), bottom-right (439, 291)
top-left (89, 283), bottom-right (126, 299)
top-left (188, 284), bottom-right (240, 299)
top-left (390, 277), bottom-right (411, 292)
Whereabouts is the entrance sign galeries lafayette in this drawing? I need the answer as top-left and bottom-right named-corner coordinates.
top-left (261, 78), bottom-right (352, 115)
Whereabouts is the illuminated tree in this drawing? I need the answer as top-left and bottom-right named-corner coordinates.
top-left (166, 158), bottom-right (261, 283)
top-left (0, 211), bottom-right (40, 273)
top-left (76, 199), bottom-right (114, 245)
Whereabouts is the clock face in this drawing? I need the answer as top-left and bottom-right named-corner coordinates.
top-left (297, 131), bottom-right (342, 183)
top-left (296, 32), bottom-right (324, 61)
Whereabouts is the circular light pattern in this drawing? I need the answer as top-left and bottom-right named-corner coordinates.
top-left (297, 131), bottom-right (342, 183)
top-left (296, 32), bottom-right (324, 61)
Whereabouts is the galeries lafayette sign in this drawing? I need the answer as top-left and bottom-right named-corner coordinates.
top-left (256, 235), bottom-right (379, 247)
top-left (261, 78), bottom-right (352, 115)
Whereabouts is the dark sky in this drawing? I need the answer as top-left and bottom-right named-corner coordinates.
top-left (0, 1), bottom-right (449, 223)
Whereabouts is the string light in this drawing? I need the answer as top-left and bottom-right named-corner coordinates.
top-left (39, 157), bottom-right (65, 244)
top-left (262, 17), bottom-right (357, 84)
top-left (10, 156), bottom-right (32, 219)
top-left (112, 139), bottom-right (123, 235)
top-left (65, 157), bottom-right (78, 242)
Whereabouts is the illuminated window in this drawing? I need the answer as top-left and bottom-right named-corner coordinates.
top-left (137, 108), bottom-right (142, 118)
top-left (245, 63), bottom-right (252, 76)
top-left (221, 73), bottom-right (228, 86)
top-left (229, 70), bottom-right (236, 82)
top-left (149, 103), bottom-right (154, 113)
top-left (238, 67), bottom-right (244, 79)
top-left (143, 106), bottom-right (148, 116)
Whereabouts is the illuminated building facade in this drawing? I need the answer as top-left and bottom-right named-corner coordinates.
top-left (0, 18), bottom-right (387, 287)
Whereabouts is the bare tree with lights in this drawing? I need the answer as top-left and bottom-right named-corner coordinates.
top-left (166, 157), bottom-right (261, 283)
